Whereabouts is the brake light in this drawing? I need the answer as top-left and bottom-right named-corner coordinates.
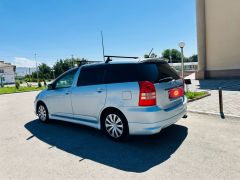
top-left (138, 81), bottom-right (156, 106)
top-left (169, 87), bottom-right (184, 99)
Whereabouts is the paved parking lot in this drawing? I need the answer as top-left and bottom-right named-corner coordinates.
top-left (0, 91), bottom-right (240, 179)
top-left (187, 79), bottom-right (240, 117)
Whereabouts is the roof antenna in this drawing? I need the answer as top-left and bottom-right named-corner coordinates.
top-left (101, 31), bottom-right (105, 62)
top-left (148, 48), bottom-right (153, 58)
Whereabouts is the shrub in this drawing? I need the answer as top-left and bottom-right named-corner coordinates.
top-left (19, 80), bottom-right (23, 84)
top-left (15, 81), bottom-right (20, 89)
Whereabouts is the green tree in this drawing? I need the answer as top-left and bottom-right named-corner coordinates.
top-left (31, 63), bottom-right (52, 81)
top-left (162, 49), bottom-right (171, 60)
top-left (189, 54), bottom-right (198, 62)
top-left (162, 49), bottom-right (182, 63)
top-left (53, 58), bottom-right (89, 77)
top-left (27, 57), bottom-right (89, 81)
top-left (38, 63), bottom-right (52, 80)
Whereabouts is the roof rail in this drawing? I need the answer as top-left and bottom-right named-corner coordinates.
top-left (104, 55), bottom-right (139, 63)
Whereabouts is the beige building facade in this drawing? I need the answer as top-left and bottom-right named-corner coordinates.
top-left (196, 0), bottom-right (240, 79)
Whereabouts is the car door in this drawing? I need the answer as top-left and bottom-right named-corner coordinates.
top-left (71, 66), bottom-right (107, 123)
top-left (46, 68), bottom-right (78, 119)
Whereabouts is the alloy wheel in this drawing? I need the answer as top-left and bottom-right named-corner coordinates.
top-left (38, 105), bottom-right (47, 121)
top-left (105, 114), bottom-right (124, 138)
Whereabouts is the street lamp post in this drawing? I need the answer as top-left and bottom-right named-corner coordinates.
top-left (179, 42), bottom-right (185, 78)
top-left (52, 69), bottom-right (55, 79)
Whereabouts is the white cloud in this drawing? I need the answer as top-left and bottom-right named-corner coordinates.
top-left (13, 57), bottom-right (40, 68)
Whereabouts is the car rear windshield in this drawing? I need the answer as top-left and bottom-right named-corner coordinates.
top-left (106, 62), bottom-right (180, 84)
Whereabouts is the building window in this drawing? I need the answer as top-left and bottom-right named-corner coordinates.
top-left (2, 77), bottom-right (5, 81)
top-left (0, 69), bottom-right (4, 73)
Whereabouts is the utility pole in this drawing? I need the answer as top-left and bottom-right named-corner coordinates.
top-left (35, 53), bottom-right (39, 82)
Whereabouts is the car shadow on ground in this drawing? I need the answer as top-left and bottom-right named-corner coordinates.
top-left (24, 119), bottom-right (188, 173)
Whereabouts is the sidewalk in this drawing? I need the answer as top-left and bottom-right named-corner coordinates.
top-left (185, 74), bottom-right (240, 117)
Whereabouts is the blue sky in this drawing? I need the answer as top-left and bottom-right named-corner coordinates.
top-left (0, 0), bottom-right (197, 67)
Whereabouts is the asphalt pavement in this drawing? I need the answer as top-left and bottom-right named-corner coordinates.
top-left (0, 91), bottom-right (240, 179)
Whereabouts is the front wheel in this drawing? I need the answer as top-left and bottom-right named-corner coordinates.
top-left (103, 111), bottom-right (129, 141)
top-left (37, 104), bottom-right (49, 123)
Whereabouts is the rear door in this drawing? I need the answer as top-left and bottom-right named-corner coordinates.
top-left (71, 66), bottom-right (107, 122)
top-left (138, 62), bottom-right (184, 109)
top-left (154, 63), bottom-right (184, 109)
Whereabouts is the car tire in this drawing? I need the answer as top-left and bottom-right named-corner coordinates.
top-left (37, 103), bottom-right (49, 123)
top-left (102, 111), bottom-right (129, 141)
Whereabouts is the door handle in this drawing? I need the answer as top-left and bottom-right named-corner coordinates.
top-left (65, 91), bottom-right (70, 95)
top-left (96, 88), bottom-right (104, 93)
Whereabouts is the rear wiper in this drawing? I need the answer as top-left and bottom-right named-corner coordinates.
top-left (158, 77), bottom-right (173, 83)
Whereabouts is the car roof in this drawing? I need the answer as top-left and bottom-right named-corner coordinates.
top-left (81, 58), bottom-right (167, 69)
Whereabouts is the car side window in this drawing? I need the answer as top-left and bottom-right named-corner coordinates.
top-left (77, 67), bottom-right (105, 86)
top-left (55, 69), bottom-right (78, 89)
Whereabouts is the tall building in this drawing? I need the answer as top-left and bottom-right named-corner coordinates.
top-left (196, 0), bottom-right (240, 79)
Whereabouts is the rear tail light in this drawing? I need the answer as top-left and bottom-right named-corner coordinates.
top-left (138, 81), bottom-right (156, 106)
top-left (169, 87), bottom-right (184, 99)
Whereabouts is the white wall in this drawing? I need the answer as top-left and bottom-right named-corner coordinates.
top-left (0, 66), bottom-right (15, 84)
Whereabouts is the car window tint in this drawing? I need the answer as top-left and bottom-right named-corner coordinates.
top-left (55, 68), bottom-right (78, 89)
top-left (77, 68), bottom-right (105, 86)
top-left (106, 63), bottom-right (180, 84)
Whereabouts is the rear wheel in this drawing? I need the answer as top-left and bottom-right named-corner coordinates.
top-left (37, 104), bottom-right (49, 123)
top-left (103, 111), bottom-right (129, 141)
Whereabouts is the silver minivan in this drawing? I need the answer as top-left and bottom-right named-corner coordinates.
top-left (34, 59), bottom-right (187, 140)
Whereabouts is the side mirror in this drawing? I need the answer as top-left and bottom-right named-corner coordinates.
top-left (48, 84), bottom-right (54, 90)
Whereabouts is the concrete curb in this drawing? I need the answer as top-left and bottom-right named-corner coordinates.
top-left (0, 89), bottom-right (43, 96)
top-left (187, 91), bottom-right (211, 103)
top-left (188, 110), bottom-right (240, 119)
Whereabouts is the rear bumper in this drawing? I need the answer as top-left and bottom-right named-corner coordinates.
top-left (120, 96), bottom-right (187, 135)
